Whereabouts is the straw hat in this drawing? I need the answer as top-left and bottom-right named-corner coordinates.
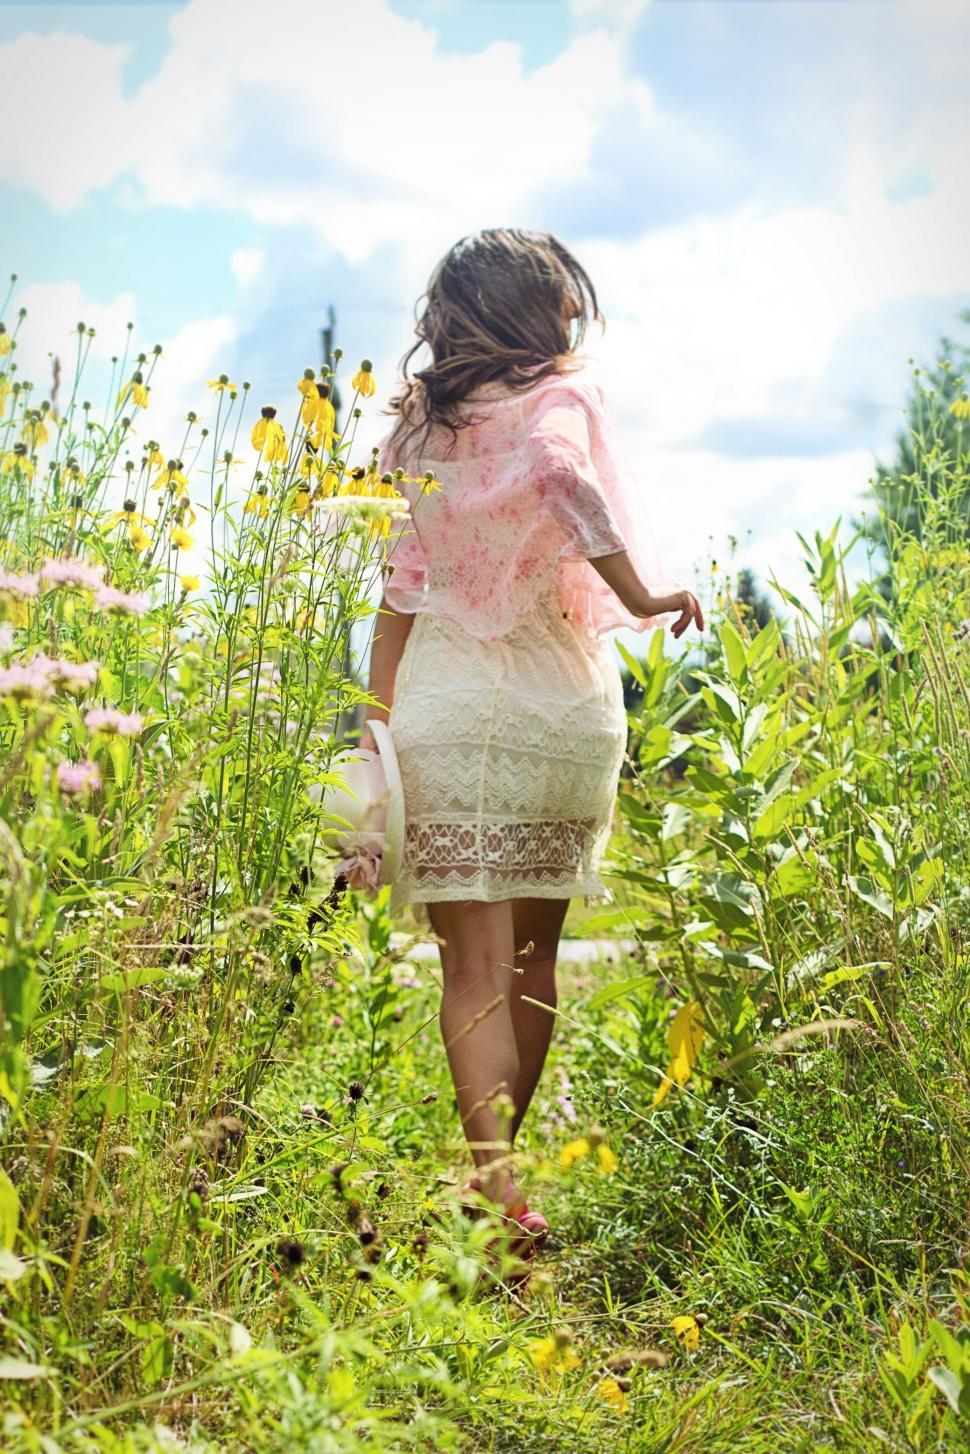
top-left (366, 717), bottom-right (405, 890)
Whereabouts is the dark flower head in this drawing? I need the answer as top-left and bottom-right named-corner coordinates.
top-left (276, 1237), bottom-right (306, 1269)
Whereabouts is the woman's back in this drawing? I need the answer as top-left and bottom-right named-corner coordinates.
top-left (379, 367), bottom-right (669, 640)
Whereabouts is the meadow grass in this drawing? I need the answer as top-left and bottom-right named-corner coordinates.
top-left (0, 303), bottom-right (968, 1451)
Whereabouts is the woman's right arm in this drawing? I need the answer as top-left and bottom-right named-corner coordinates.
top-left (360, 594), bottom-right (415, 751)
top-left (589, 549), bottom-right (704, 639)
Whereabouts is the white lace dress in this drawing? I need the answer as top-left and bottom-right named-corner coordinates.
top-left (377, 367), bottom-right (673, 928)
top-left (386, 589), bottom-right (628, 926)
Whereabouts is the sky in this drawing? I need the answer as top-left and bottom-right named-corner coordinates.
top-left (1, 0), bottom-right (968, 658)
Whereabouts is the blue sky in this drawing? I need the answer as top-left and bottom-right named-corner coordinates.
top-left (2, 0), bottom-right (968, 645)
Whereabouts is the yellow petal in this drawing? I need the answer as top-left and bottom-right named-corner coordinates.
top-left (653, 1001), bottom-right (704, 1108)
top-left (670, 1315), bottom-right (700, 1351)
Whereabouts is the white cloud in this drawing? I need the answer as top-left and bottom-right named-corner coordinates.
top-left (0, 32), bottom-right (135, 212)
top-left (0, 0), bottom-right (638, 270)
top-left (11, 280), bottom-right (137, 385)
top-left (230, 247), bottom-right (265, 290)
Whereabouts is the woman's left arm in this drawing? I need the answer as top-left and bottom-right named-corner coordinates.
top-left (361, 595), bottom-right (415, 750)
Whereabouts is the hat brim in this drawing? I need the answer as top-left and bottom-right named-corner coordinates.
top-left (367, 718), bottom-right (405, 891)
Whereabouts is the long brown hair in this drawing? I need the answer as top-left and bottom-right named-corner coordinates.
top-left (385, 228), bottom-right (603, 461)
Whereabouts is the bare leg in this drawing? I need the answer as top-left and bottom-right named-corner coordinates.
top-left (427, 898), bottom-right (522, 1203)
top-left (508, 896), bottom-right (569, 1145)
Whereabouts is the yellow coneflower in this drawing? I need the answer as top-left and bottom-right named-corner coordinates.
top-left (2, 444), bottom-right (36, 479)
top-left (290, 488), bottom-right (312, 519)
top-left (950, 398), bottom-right (970, 420)
top-left (0, 324), bottom-right (11, 355)
top-left (207, 374), bottom-right (238, 395)
top-left (305, 387), bottom-right (336, 449)
top-left (129, 522), bottom-right (151, 551)
top-left (296, 369), bottom-right (317, 399)
top-left (596, 1378), bottom-right (630, 1414)
top-left (559, 1138), bottom-right (590, 1169)
top-left (351, 360), bottom-right (377, 398)
top-left (0, 374), bottom-right (10, 418)
top-left (670, 1315), bottom-right (700, 1351)
top-left (22, 414), bottom-right (49, 449)
top-left (170, 526), bottom-right (194, 551)
top-left (244, 487), bottom-right (270, 519)
top-left (152, 460), bottom-right (189, 495)
top-left (180, 574), bottom-right (199, 593)
top-left (400, 470), bottom-right (444, 495)
top-left (118, 372), bottom-right (149, 410)
top-left (145, 444), bottom-right (165, 471)
top-left (252, 406), bottom-right (287, 463)
top-left (528, 1331), bottom-right (580, 1376)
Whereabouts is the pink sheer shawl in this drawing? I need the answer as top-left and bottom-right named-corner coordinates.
top-left (377, 366), bottom-right (680, 641)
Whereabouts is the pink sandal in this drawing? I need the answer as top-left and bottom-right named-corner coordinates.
top-left (460, 1176), bottom-right (550, 1260)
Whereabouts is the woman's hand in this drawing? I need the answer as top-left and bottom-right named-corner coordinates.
top-left (665, 589), bottom-right (705, 639)
top-left (588, 551), bottom-right (704, 637)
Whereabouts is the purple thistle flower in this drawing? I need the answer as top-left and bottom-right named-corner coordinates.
top-left (0, 661), bottom-right (55, 701)
top-left (40, 558), bottom-right (105, 591)
top-left (0, 571), bottom-right (40, 599)
top-left (57, 759), bottom-right (102, 794)
top-left (94, 584), bottom-right (149, 616)
top-left (84, 705), bottom-right (145, 737)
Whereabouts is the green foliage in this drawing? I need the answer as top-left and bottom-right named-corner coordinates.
top-left (1, 290), bottom-right (969, 1451)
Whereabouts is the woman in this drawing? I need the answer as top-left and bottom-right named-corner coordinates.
top-left (362, 228), bottom-right (703, 1251)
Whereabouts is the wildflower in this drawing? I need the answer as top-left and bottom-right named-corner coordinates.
top-left (244, 487), bottom-right (271, 519)
top-left (251, 406), bottom-right (287, 463)
top-left (0, 324), bottom-right (10, 355)
top-left (670, 1315), bottom-right (700, 1351)
top-left (170, 526), bottom-right (194, 551)
top-left (297, 370), bottom-right (317, 399)
top-left (129, 522), bottom-right (151, 551)
top-left (94, 584), bottom-right (149, 616)
top-left (152, 460), bottom-right (189, 495)
top-left (180, 574), bottom-right (199, 593)
top-left (304, 384), bottom-right (336, 446)
top-left (400, 470), bottom-right (444, 495)
top-left (0, 661), bottom-right (55, 702)
top-left (347, 1081), bottom-right (365, 1102)
top-left (40, 558), bottom-right (104, 591)
top-left (207, 374), bottom-right (238, 395)
top-left (2, 444), bottom-right (36, 478)
top-left (57, 759), bottom-right (102, 795)
top-left (323, 495), bottom-right (409, 531)
top-left (275, 1238), bottom-right (307, 1271)
top-left (84, 706), bottom-right (145, 737)
top-left (529, 1332), bottom-right (580, 1376)
top-left (652, 1001), bottom-right (705, 1108)
top-left (559, 1138), bottom-right (590, 1170)
top-left (0, 374), bottom-right (10, 417)
top-left (118, 372), bottom-right (149, 410)
top-left (351, 360), bottom-right (377, 398)
top-left (950, 398), bottom-right (970, 420)
top-left (145, 444), bottom-right (165, 471)
top-left (0, 571), bottom-right (40, 599)
top-left (38, 656), bottom-right (99, 691)
top-left (595, 1143), bottom-right (618, 1174)
top-left (596, 1377), bottom-right (630, 1413)
top-left (290, 488), bottom-right (312, 519)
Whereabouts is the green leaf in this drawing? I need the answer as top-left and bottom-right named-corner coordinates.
top-left (848, 876), bottom-right (894, 918)
top-left (0, 1358), bottom-right (52, 1379)
top-left (0, 1248), bottom-right (26, 1282)
top-left (927, 1366), bottom-right (966, 1416)
top-left (586, 975), bottom-right (654, 1010)
top-left (719, 622), bottom-right (747, 686)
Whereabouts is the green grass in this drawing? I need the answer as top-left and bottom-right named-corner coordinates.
top-left (1, 307), bottom-right (968, 1450)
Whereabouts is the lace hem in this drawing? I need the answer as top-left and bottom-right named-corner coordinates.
top-left (389, 867), bottom-right (614, 928)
